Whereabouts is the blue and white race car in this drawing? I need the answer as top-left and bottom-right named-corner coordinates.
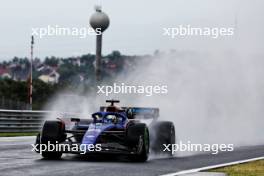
top-left (35, 100), bottom-right (175, 162)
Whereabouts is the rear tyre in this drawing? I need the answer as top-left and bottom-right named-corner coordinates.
top-left (126, 123), bottom-right (149, 162)
top-left (150, 121), bottom-right (175, 156)
top-left (40, 120), bottom-right (66, 159)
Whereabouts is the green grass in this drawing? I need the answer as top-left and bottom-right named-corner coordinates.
top-left (209, 160), bottom-right (264, 176)
top-left (0, 132), bottom-right (38, 137)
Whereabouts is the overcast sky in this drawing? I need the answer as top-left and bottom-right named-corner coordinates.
top-left (0, 0), bottom-right (263, 60)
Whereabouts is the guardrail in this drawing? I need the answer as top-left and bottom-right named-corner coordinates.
top-left (0, 110), bottom-right (84, 133)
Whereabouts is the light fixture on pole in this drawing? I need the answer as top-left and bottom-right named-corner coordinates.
top-left (90, 6), bottom-right (110, 81)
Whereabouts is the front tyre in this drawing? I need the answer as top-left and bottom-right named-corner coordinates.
top-left (150, 121), bottom-right (175, 156)
top-left (127, 123), bottom-right (149, 162)
top-left (40, 120), bottom-right (66, 159)
top-left (137, 127), bottom-right (149, 162)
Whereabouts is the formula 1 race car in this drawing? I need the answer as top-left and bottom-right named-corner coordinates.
top-left (35, 100), bottom-right (175, 162)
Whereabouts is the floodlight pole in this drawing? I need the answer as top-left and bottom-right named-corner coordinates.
top-left (29, 35), bottom-right (34, 110)
top-left (90, 6), bottom-right (110, 82)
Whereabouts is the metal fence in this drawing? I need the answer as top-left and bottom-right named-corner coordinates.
top-left (0, 110), bottom-right (83, 133)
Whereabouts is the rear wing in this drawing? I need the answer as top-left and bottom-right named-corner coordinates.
top-left (100, 106), bottom-right (159, 120)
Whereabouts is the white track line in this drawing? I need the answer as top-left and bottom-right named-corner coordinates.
top-left (0, 136), bottom-right (34, 141)
top-left (160, 156), bottom-right (264, 176)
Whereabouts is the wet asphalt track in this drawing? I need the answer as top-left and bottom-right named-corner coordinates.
top-left (0, 136), bottom-right (263, 176)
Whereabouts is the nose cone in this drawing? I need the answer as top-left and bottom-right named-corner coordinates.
top-left (90, 10), bottom-right (110, 32)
